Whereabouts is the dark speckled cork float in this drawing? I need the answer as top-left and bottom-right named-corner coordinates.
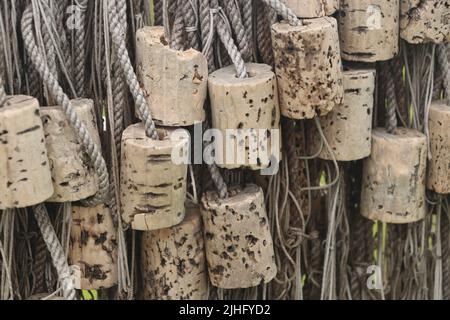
top-left (271, 17), bottom-right (344, 120)
top-left (201, 184), bottom-right (277, 289)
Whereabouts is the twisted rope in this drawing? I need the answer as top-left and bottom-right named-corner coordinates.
top-left (442, 205), bottom-right (450, 300)
top-left (170, 0), bottom-right (185, 51)
top-left (203, 121), bottom-right (228, 199)
top-left (214, 7), bottom-right (247, 78)
top-left (200, 0), bottom-right (216, 71)
top-left (437, 44), bottom-right (450, 104)
top-left (182, 0), bottom-right (200, 50)
top-left (260, 0), bottom-right (301, 26)
top-left (154, 0), bottom-right (164, 26)
top-left (222, 0), bottom-right (251, 61)
top-left (107, 0), bottom-right (159, 140)
top-left (22, 5), bottom-right (110, 206)
top-left (0, 76), bottom-right (6, 107)
top-left (33, 233), bottom-right (47, 294)
top-left (74, 0), bottom-right (88, 97)
top-left (240, 0), bottom-right (254, 58)
top-left (385, 67), bottom-right (398, 134)
top-left (256, 1), bottom-right (274, 66)
top-left (112, 0), bottom-right (128, 155)
top-left (33, 204), bottom-right (75, 300)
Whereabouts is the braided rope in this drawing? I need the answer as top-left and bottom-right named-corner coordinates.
top-left (107, 0), bottom-right (159, 140)
top-left (33, 204), bottom-right (75, 300)
top-left (223, 0), bottom-right (251, 61)
top-left (74, 0), bottom-right (88, 97)
top-left (437, 44), bottom-right (450, 104)
top-left (260, 0), bottom-right (301, 26)
top-left (22, 5), bottom-right (110, 206)
top-left (386, 67), bottom-right (398, 134)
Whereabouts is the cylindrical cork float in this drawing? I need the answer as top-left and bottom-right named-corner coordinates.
top-left (208, 63), bottom-right (281, 170)
top-left (0, 95), bottom-right (53, 209)
top-left (400, 0), bottom-right (450, 44)
top-left (338, 0), bottom-right (400, 62)
top-left (361, 128), bottom-right (427, 224)
top-left (121, 124), bottom-right (190, 231)
top-left (280, 0), bottom-right (338, 18)
top-left (70, 204), bottom-right (118, 290)
top-left (271, 17), bottom-right (344, 119)
top-left (141, 203), bottom-right (208, 300)
top-left (427, 101), bottom-right (450, 194)
top-left (309, 69), bottom-right (375, 161)
top-left (201, 184), bottom-right (277, 289)
top-left (41, 99), bottom-right (100, 203)
top-left (136, 26), bottom-right (208, 126)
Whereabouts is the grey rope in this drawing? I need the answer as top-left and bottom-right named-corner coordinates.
top-left (182, 0), bottom-right (200, 50)
top-left (256, 1), bottom-right (274, 66)
top-left (0, 76), bottom-right (6, 107)
top-left (240, 0), bottom-right (254, 58)
top-left (22, 5), bottom-right (110, 206)
top-left (113, 0), bottom-right (128, 155)
top-left (154, 0), bottom-right (164, 26)
top-left (107, 0), bottom-right (159, 140)
top-left (437, 44), bottom-right (450, 105)
top-left (33, 204), bottom-right (76, 300)
top-left (170, 0), bottom-right (186, 51)
top-left (386, 68), bottom-right (398, 134)
top-left (200, 0), bottom-right (216, 71)
top-left (214, 6), bottom-right (248, 78)
top-left (222, 0), bottom-right (251, 61)
top-left (203, 121), bottom-right (228, 199)
top-left (74, 0), bottom-right (88, 97)
top-left (260, 0), bottom-right (301, 26)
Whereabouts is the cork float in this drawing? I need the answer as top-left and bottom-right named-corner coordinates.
top-left (136, 26), bottom-right (208, 127)
top-left (0, 95), bottom-right (53, 209)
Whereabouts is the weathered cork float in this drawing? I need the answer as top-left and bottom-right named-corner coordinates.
top-left (208, 63), bottom-right (281, 170)
top-left (271, 17), bottom-right (344, 119)
top-left (136, 26), bottom-right (208, 126)
top-left (280, 0), bottom-right (338, 18)
top-left (309, 68), bottom-right (376, 161)
top-left (0, 95), bottom-right (53, 209)
top-left (120, 123), bottom-right (190, 231)
top-left (427, 101), bottom-right (450, 194)
top-left (338, 0), bottom-right (400, 62)
top-left (400, 0), bottom-right (450, 44)
top-left (141, 203), bottom-right (208, 300)
top-left (361, 128), bottom-right (427, 224)
top-left (70, 204), bottom-right (118, 290)
top-left (40, 99), bottom-right (101, 203)
top-left (201, 184), bottom-right (277, 289)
